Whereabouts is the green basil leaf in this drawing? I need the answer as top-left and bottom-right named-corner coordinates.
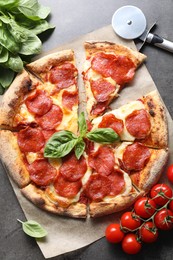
top-left (0, 24), bottom-right (19, 54)
top-left (78, 112), bottom-right (87, 137)
top-left (0, 67), bottom-right (14, 88)
top-left (75, 139), bottom-right (85, 160)
top-left (5, 53), bottom-right (23, 72)
top-left (17, 219), bottom-right (47, 238)
top-left (86, 128), bottom-right (120, 144)
top-left (18, 0), bottom-right (50, 20)
top-left (19, 33), bottom-right (41, 55)
top-left (0, 48), bottom-right (9, 63)
top-left (0, 0), bottom-right (19, 8)
top-left (44, 130), bottom-right (78, 158)
top-left (27, 19), bottom-right (55, 35)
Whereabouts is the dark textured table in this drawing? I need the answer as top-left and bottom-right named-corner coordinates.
top-left (1, 1), bottom-right (173, 259)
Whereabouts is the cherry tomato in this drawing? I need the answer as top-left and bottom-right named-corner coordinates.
top-left (140, 221), bottom-right (158, 243)
top-left (122, 233), bottom-right (141, 255)
top-left (120, 211), bottom-right (141, 231)
top-left (150, 183), bottom-right (173, 206)
top-left (105, 223), bottom-right (124, 243)
top-left (169, 200), bottom-right (173, 211)
top-left (154, 209), bottom-right (173, 230)
top-left (167, 164), bottom-right (173, 184)
top-left (134, 197), bottom-right (156, 219)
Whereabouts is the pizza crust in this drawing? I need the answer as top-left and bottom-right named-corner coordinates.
top-left (131, 148), bottom-right (169, 192)
top-left (26, 49), bottom-right (75, 76)
top-left (0, 130), bottom-right (30, 187)
top-left (0, 70), bottom-right (33, 128)
top-left (84, 41), bottom-right (146, 67)
top-left (21, 183), bottom-right (87, 218)
top-left (141, 90), bottom-right (168, 148)
top-left (89, 191), bottom-right (142, 218)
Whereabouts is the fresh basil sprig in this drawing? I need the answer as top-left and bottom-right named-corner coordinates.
top-left (44, 112), bottom-right (120, 160)
top-left (17, 219), bottom-right (47, 238)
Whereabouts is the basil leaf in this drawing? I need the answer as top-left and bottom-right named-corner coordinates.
top-left (44, 130), bottom-right (78, 158)
top-left (18, 0), bottom-right (50, 20)
top-left (0, 24), bottom-right (19, 54)
top-left (5, 53), bottom-right (23, 72)
top-left (75, 139), bottom-right (85, 160)
top-left (0, 48), bottom-right (9, 63)
top-left (0, 67), bottom-right (14, 88)
top-left (19, 33), bottom-right (41, 55)
top-left (17, 219), bottom-right (47, 238)
top-left (0, 0), bottom-right (19, 8)
top-left (78, 112), bottom-right (87, 137)
top-left (28, 20), bottom-right (55, 35)
top-left (86, 128), bottom-right (120, 144)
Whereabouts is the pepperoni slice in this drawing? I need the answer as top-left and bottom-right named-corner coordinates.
top-left (91, 52), bottom-right (136, 85)
top-left (54, 174), bottom-right (82, 198)
top-left (89, 146), bottom-right (115, 176)
top-left (42, 130), bottom-right (56, 141)
top-left (91, 101), bottom-right (107, 116)
top-left (108, 169), bottom-right (125, 196)
top-left (25, 89), bottom-right (53, 116)
top-left (62, 90), bottom-right (78, 110)
top-left (122, 142), bottom-right (151, 171)
top-left (17, 127), bottom-right (45, 153)
top-left (49, 62), bottom-right (77, 91)
top-left (60, 153), bottom-right (87, 182)
top-left (36, 104), bottom-right (63, 130)
top-left (98, 113), bottom-right (124, 135)
top-left (27, 159), bottom-right (57, 186)
top-left (125, 109), bottom-right (151, 139)
top-left (85, 174), bottom-right (111, 201)
top-left (90, 78), bottom-right (115, 102)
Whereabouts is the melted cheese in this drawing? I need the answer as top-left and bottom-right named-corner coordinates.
top-left (26, 152), bottom-right (39, 164)
top-left (17, 103), bottom-right (35, 123)
top-left (114, 142), bottom-right (132, 164)
top-left (92, 100), bottom-right (145, 141)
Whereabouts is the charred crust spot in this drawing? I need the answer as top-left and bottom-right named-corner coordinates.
top-left (35, 197), bottom-right (45, 206)
top-left (147, 100), bottom-right (155, 109)
top-left (149, 109), bottom-right (155, 117)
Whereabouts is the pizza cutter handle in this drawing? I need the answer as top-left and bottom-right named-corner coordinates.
top-left (146, 33), bottom-right (173, 53)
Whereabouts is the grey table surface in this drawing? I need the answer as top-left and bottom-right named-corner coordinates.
top-left (0, 0), bottom-right (173, 259)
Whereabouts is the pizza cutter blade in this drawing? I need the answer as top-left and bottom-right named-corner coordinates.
top-left (112, 5), bottom-right (173, 53)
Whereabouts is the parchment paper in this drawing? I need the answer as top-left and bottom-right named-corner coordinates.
top-left (2, 25), bottom-right (173, 258)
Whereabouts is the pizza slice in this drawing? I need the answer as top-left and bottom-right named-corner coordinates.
top-left (0, 129), bottom-right (91, 218)
top-left (84, 141), bottom-right (168, 217)
top-left (82, 41), bottom-right (146, 119)
top-left (0, 50), bottom-right (79, 134)
top-left (91, 90), bottom-right (168, 148)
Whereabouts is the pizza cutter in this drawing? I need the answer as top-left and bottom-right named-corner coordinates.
top-left (112, 5), bottom-right (173, 52)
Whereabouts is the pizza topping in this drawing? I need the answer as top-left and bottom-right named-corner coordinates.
top-left (60, 153), bottom-right (87, 182)
top-left (48, 62), bottom-right (77, 91)
top-left (108, 169), bottom-right (125, 196)
top-left (98, 113), bottom-right (124, 135)
top-left (90, 78), bottom-right (116, 102)
top-left (91, 101), bottom-right (108, 116)
top-left (85, 174), bottom-right (111, 201)
top-left (91, 52), bottom-right (136, 85)
top-left (42, 130), bottom-right (56, 141)
top-left (122, 143), bottom-right (151, 171)
top-left (62, 90), bottom-right (78, 110)
top-left (89, 146), bottom-right (115, 176)
top-left (36, 104), bottom-right (63, 130)
top-left (125, 109), bottom-right (151, 139)
top-left (27, 159), bottom-right (57, 186)
top-left (25, 89), bottom-right (53, 116)
top-left (17, 127), bottom-right (45, 152)
top-left (54, 174), bottom-right (82, 198)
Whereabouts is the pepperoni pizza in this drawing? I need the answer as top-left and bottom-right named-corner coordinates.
top-left (0, 43), bottom-right (169, 218)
